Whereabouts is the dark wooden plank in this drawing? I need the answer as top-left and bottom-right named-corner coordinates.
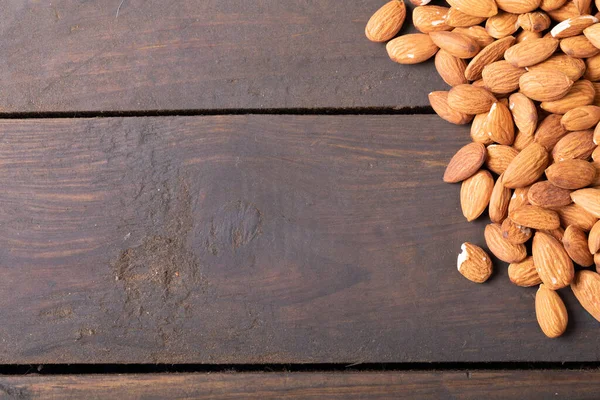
top-left (1, 371), bottom-right (600, 399)
top-left (0, 0), bottom-right (443, 113)
top-left (1, 115), bottom-right (600, 364)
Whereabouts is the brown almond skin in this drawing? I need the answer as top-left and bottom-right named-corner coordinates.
top-left (489, 174), bottom-right (511, 223)
top-left (508, 186), bottom-right (532, 213)
top-left (546, 159), bottom-right (597, 189)
top-left (482, 61), bottom-right (527, 94)
top-left (518, 11), bottom-right (551, 32)
top-left (534, 114), bottom-right (569, 151)
top-left (563, 225), bottom-right (594, 266)
top-left (551, 15), bottom-right (599, 38)
top-left (510, 205), bottom-right (561, 230)
top-left (460, 170), bottom-right (494, 221)
top-left (541, 80), bottom-right (595, 115)
top-left (516, 30), bottom-right (543, 43)
top-left (365, 0), bottom-right (407, 42)
top-left (571, 188), bottom-right (600, 218)
top-left (496, 0), bottom-right (541, 14)
top-left (464, 36), bottom-right (516, 81)
top-left (429, 91), bottom-right (474, 125)
top-left (486, 145), bottom-right (518, 175)
top-left (513, 130), bottom-right (535, 151)
top-left (483, 101), bottom-right (515, 145)
top-left (502, 217), bottom-right (533, 244)
top-left (453, 26), bottom-right (495, 49)
top-left (509, 93), bottom-right (538, 137)
top-left (509, 257), bottom-right (541, 286)
top-left (445, 7), bottom-right (486, 27)
top-left (435, 50), bottom-right (468, 87)
top-left (386, 34), bottom-right (439, 64)
top-left (443, 142), bottom-right (487, 183)
top-left (457, 242), bottom-right (493, 283)
top-left (592, 146), bottom-right (600, 162)
top-left (413, 6), bottom-right (452, 33)
top-left (584, 53), bottom-right (600, 81)
top-left (542, 227), bottom-right (566, 241)
top-left (536, 284), bottom-right (568, 338)
top-left (448, 84), bottom-right (497, 114)
top-left (445, 0), bottom-right (499, 18)
top-left (526, 55), bottom-right (586, 82)
top-left (558, 203), bottom-right (598, 231)
top-left (548, 1), bottom-right (581, 22)
top-left (552, 130), bottom-right (595, 161)
top-left (583, 22), bottom-right (600, 49)
top-left (429, 31), bottom-right (481, 59)
top-left (485, 223), bottom-right (528, 263)
top-left (519, 70), bottom-right (573, 102)
top-left (504, 37), bottom-right (559, 68)
top-left (571, 270), bottom-right (600, 322)
top-left (528, 181), bottom-right (573, 209)
top-left (595, 252), bottom-right (600, 269)
top-left (589, 220), bottom-right (600, 253)
top-left (533, 231), bottom-right (575, 290)
top-left (470, 113), bottom-right (494, 144)
top-left (561, 105), bottom-right (600, 131)
top-left (560, 35), bottom-right (600, 58)
top-left (503, 143), bottom-right (549, 188)
top-left (541, 0), bottom-right (568, 12)
top-left (486, 11), bottom-right (520, 39)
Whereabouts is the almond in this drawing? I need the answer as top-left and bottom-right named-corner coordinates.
top-left (448, 84), bottom-right (497, 114)
top-left (513, 130), bottom-right (536, 151)
top-left (490, 173), bottom-right (512, 223)
top-left (584, 53), bottom-right (600, 81)
top-left (429, 91), bottom-right (474, 125)
top-left (526, 55), bottom-right (586, 81)
top-left (509, 93), bottom-right (538, 136)
top-left (535, 284), bottom-right (568, 338)
top-left (446, 0), bottom-right (498, 18)
top-left (541, 79), bottom-right (596, 114)
top-left (592, 161), bottom-right (600, 185)
top-left (574, 0), bottom-right (593, 14)
top-left (486, 144), bottom-right (519, 174)
top-left (413, 5), bottom-right (452, 33)
top-left (542, 227), bottom-right (566, 241)
top-left (583, 21), bottom-right (600, 48)
top-left (510, 205), bottom-right (561, 230)
top-left (496, 0), bottom-right (542, 14)
top-left (365, 0), bottom-right (407, 42)
top-left (548, 1), bottom-right (582, 22)
top-left (551, 15), bottom-right (599, 38)
top-left (560, 35), bottom-right (600, 58)
top-left (563, 225), bottom-right (594, 266)
top-left (482, 61), bottom-right (527, 95)
top-left (464, 36), bottom-right (516, 81)
top-left (483, 101), bottom-right (515, 145)
top-left (594, 122), bottom-right (600, 143)
top-left (571, 187), bottom-right (600, 217)
top-left (445, 7), bottom-right (486, 27)
top-left (435, 50), bottom-right (468, 87)
top-left (552, 129), bottom-right (595, 161)
top-left (457, 242), bottom-right (493, 283)
top-left (460, 170), bottom-right (494, 221)
top-left (509, 186), bottom-right (532, 212)
top-left (509, 257), bottom-right (541, 286)
top-left (541, 0), bottom-right (568, 12)
top-left (485, 223), bottom-right (528, 262)
top-left (443, 142), bottom-right (487, 183)
top-left (409, 0), bottom-right (432, 5)
top-left (533, 231), bottom-right (575, 289)
top-left (546, 159), bottom-right (596, 190)
top-left (504, 37), bottom-right (559, 68)
top-left (386, 34), bottom-right (439, 64)
top-left (594, 82), bottom-right (600, 105)
top-left (595, 252), bottom-right (600, 268)
top-left (471, 113), bottom-right (494, 144)
top-left (519, 12), bottom-right (552, 32)
top-left (429, 31), bottom-right (481, 59)
top-left (453, 26), bottom-right (496, 48)
top-left (502, 217), bottom-right (534, 244)
top-left (593, 146), bottom-right (600, 161)
top-left (516, 30), bottom-right (543, 43)
top-left (558, 203), bottom-right (598, 230)
top-left (534, 114), bottom-right (569, 151)
top-left (528, 180), bottom-right (573, 208)
top-left (519, 70), bottom-right (573, 102)
top-left (503, 143), bottom-right (550, 188)
top-left (486, 12), bottom-right (520, 39)
top-left (561, 105), bottom-right (600, 130)
top-left (588, 219), bottom-right (600, 253)
top-left (571, 270), bottom-right (600, 322)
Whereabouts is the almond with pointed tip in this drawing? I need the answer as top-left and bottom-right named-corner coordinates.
top-left (483, 101), bottom-right (515, 145)
top-left (460, 170), bottom-right (494, 221)
top-left (482, 61), bottom-right (526, 94)
top-left (453, 26), bottom-right (496, 48)
top-left (536, 284), bottom-right (568, 338)
top-left (551, 15), bottom-right (599, 38)
top-left (561, 105), bottom-right (600, 130)
top-left (413, 5), bottom-right (451, 33)
top-left (583, 21), bottom-right (600, 48)
top-left (485, 223), bottom-right (528, 262)
top-left (509, 186), bottom-right (532, 213)
top-left (519, 12), bottom-right (552, 32)
top-left (588, 220), bottom-right (600, 253)
top-left (502, 217), bottom-right (533, 244)
top-left (387, 34), bottom-right (439, 64)
top-left (563, 225), bottom-right (594, 266)
top-left (445, 0), bottom-right (498, 18)
top-left (534, 114), bottom-right (569, 151)
top-left (560, 35), bottom-right (600, 58)
top-left (489, 174), bottom-right (511, 223)
top-left (533, 231), bottom-right (575, 289)
top-left (584, 53), bottom-right (600, 81)
top-left (593, 146), bottom-right (600, 161)
top-left (541, 0), bottom-right (568, 12)
top-left (435, 50), bottom-right (468, 87)
top-left (429, 31), bottom-right (481, 59)
top-left (486, 145), bottom-right (518, 175)
top-left (365, 0), bottom-right (407, 42)
top-left (548, 1), bottom-right (581, 22)
top-left (571, 270), bottom-right (600, 322)
top-left (519, 70), bottom-right (573, 102)
top-left (509, 257), bottom-right (541, 286)
top-left (445, 7), bottom-right (486, 27)
top-left (510, 205), bottom-right (561, 230)
top-left (516, 30), bottom-right (543, 43)
top-left (571, 188), bottom-right (600, 217)
top-left (457, 242), bottom-right (493, 283)
top-left (558, 203), bottom-right (598, 230)
top-left (429, 91), bottom-right (474, 125)
top-left (465, 36), bottom-right (516, 81)
top-left (504, 37), bottom-right (559, 67)
top-left (526, 55), bottom-right (586, 81)
top-left (528, 181), bottom-right (573, 209)
top-left (513, 130), bottom-right (536, 151)
top-left (509, 93), bottom-right (538, 136)
top-left (573, 0), bottom-right (592, 14)
top-left (543, 227), bottom-right (566, 241)
top-left (448, 84), bottom-right (497, 114)
top-left (541, 80), bottom-right (595, 114)
top-left (503, 143), bottom-right (549, 188)
top-left (594, 122), bottom-right (600, 144)
top-left (546, 159), bottom-right (597, 189)
top-left (443, 142), bottom-right (487, 183)
top-left (470, 113), bottom-right (494, 144)
top-left (409, 0), bottom-right (432, 5)
top-left (486, 11), bottom-right (520, 39)
top-left (496, 0), bottom-right (541, 14)
top-left (552, 129), bottom-right (595, 161)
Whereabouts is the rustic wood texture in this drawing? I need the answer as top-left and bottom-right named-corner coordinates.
top-left (1, 115), bottom-right (600, 364)
top-left (2, 371), bottom-right (600, 399)
top-left (0, 0), bottom-right (443, 113)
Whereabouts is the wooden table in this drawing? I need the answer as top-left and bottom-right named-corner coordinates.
top-left (0, 1), bottom-right (599, 398)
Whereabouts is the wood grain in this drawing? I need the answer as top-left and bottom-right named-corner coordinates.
top-left (1, 115), bottom-right (599, 364)
top-left (0, 0), bottom-right (443, 113)
top-left (1, 371), bottom-right (600, 399)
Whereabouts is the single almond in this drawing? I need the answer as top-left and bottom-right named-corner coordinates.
top-left (584, 53), bottom-right (600, 81)
top-left (533, 231), bottom-right (575, 289)
top-left (513, 130), bottom-right (536, 151)
top-left (448, 84), bottom-right (497, 114)
top-left (457, 242), bottom-right (493, 283)
top-left (563, 225), bottom-right (594, 266)
top-left (541, 80), bottom-right (595, 114)
top-left (541, 0), bottom-right (568, 12)
top-left (485, 223), bottom-right (528, 263)
top-left (509, 257), bottom-right (541, 286)
top-left (558, 203), bottom-right (598, 231)
top-left (445, 0), bottom-right (498, 18)
top-left (571, 270), bottom-right (600, 322)
top-left (502, 217), bottom-right (533, 244)
top-left (561, 105), bottom-right (600, 130)
top-left (546, 159), bottom-right (597, 189)
top-left (445, 7), bottom-right (486, 27)
top-left (536, 284), bottom-right (568, 338)
top-left (460, 170), bottom-right (494, 221)
top-left (486, 144), bottom-right (519, 174)
top-left (483, 101), bottom-right (515, 145)
top-left (471, 113), bottom-right (494, 144)
top-left (526, 55), bottom-right (586, 82)
top-left (509, 186), bottom-right (532, 213)
top-left (413, 5), bottom-right (452, 33)
top-left (571, 188), bottom-right (600, 217)
top-left (560, 35), bottom-right (600, 58)
top-left (490, 173), bottom-right (511, 223)
top-left (552, 129), bottom-right (595, 161)
top-left (496, 0), bottom-right (542, 14)
top-left (429, 91), bottom-right (474, 125)
top-left (583, 21), bottom-right (600, 48)
top-left (504, 37), bottom-right (559, 68)
top-left (534, 114), bottom-right (569, 151)
top-left (503, 143), bottom-right (550, 188)
top-left (519, 70), bottom-right (573, 102)
top-left (443, 142), bottom-right (487, 183)
top-left (386, 34), bottom-right (439, 64)
top-left (464, 36), bottom-right (516, 81)
top-left (528, 180), bottom-right (573, 209)
top-left (365, 0), bottom-right (406, 42)
top-left (482, 60), bottom-right (526, 94)
top-left (551, 15), bottom-right (599, 37)
top-left (519, 12), bottom-right (552, 32)
top-left (429, 31), bottom-right (481, 59)
top-left (435, 50), bottom-right (468, 87)
top-left (548, 1), bottom-right (581, 22)
top-left (486, 11), bottom-right (520, 39)
top-left (509, 93), bottom-right (538, 136)
top-left (453, 26), bottom-right (495, 48)
top-left (510, 205), bottom-right (561, 230)
top-left (516, 30), bottom-right (543, 43)
top-left (588, 219), bottom-right (600, 253)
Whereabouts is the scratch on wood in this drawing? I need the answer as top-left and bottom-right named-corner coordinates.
top-left (116, 0), bottom-right (126, 18)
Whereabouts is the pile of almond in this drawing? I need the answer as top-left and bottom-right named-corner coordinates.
top-left (367, 0), bottom-right (600, 338)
